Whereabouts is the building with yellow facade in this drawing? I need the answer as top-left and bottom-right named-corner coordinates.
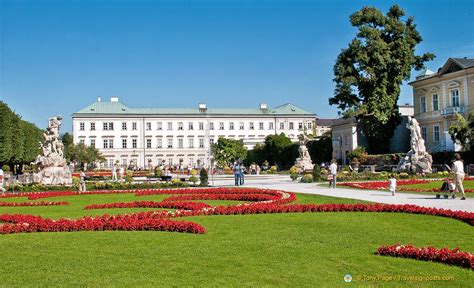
top-left (411, 57), bottom-right (474, 152)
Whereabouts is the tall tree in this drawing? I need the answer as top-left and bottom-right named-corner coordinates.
top-left (262, 133), bottom-right (293, 166)
top-left (329, 5), bottom-right (434, 153)
top-left (448, 113), bottom-right (474, 150)
top-left (212, 138), bottom-right (247, 166)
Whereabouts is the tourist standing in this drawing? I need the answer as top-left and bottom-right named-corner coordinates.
top-left (0, 167), bottom-right (5, 193)
top-left (240, 165), bottom-right (245, 185)
top-left (388, 174), bottom-right (397, 196)
top-left (119, 165), bottom-right (125, 182)
top-left (112, 163), bottom-right (118, 181)
top-left (452, 153), bottom-right (466, 200)
top-left (79, 170), bottom-right (86, 192)
top-left (233, 163), bottom-right (241, 186)
top-left (329, 160), bottom-right (338, 189)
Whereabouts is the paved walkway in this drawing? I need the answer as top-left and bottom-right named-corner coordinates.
top-left (209, 175), bottom-right (474, 212)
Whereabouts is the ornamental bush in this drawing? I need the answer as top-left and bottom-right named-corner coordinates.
top-left (312, 165), bottom-right (321, 182)
top-left (199, 168), bottom-right (209, 186)
top-left (300, 174), bottom-right (313, 183)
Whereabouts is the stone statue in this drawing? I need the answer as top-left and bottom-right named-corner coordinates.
top-left (32, 115), bottom-right (72, 185)
top-left (294, 134), bottom-right (314, 172)
top-left (397, 116), bottom-right (432, 174)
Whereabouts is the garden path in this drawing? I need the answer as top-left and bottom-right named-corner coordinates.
top-left (211, 175), bottom-right (474, 212)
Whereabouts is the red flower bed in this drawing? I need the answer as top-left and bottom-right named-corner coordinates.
top-left (155, 203), bottom-right (474, 226)
top-left (84, 201), bottom-right (211, 211)
top-left (376, 244), bottom-right (473, 270)
top-left (163, 194), bottom-right (277, 202)
top-left (0, 213), bottom-right (205, 235)
top-left (341, 179), bottom-right (430, 190)
top-left (0, 201), bottom-right (69, 207)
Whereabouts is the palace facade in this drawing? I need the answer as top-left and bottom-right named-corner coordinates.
top-left (72, 97), bottom-right (316, 168)
top-left (411, 57), bottom-right (474, 152)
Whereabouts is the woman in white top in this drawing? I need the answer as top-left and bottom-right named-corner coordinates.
top-left (452, 153), bottom-right (466, 200)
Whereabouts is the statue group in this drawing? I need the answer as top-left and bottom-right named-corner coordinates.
top-left (33, 115), bottom-right (72, 185)
top-left (294, 134), bottom-right (314, 172)
top-left (397, 116), bottom-right (433, 174)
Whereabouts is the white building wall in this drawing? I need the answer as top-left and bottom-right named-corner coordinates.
top-left (73, 115), bottom-right (315, 168)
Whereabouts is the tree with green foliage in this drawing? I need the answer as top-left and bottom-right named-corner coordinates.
top-left (212, 138), bottom-right (247, 166)
top-left (262, 133), bottom-right (293, 166)
top-left (0, 101), bottom-right (43, 171)
top-left (448, 113), bottom-right (474, 150)
top-left (329, 5), bottom-right (434, 153)
top-left (65, 143), bottom-right (106, 168)
top-left (61, 132), bottom-right (73, 150)
top-left (307, 131), bottom-right (333, 164)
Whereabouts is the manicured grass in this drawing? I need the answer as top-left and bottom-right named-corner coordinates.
top-left (0, 191), bottom-right (472, 287)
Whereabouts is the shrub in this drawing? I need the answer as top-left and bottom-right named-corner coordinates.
top-left (270, 166), bottom-right (278, 173)
top-left (289, 166), bottom-right (299, 174)
top-left (312, 165), bottom-right (321, 182)
top-left (199, 168), bottom-right (209, 186)
top-left (189, 175), bottom-right (199, 185)
top-left (190, 169), bottom-right (198, 176)
top-left (154, 167), bottom-right (162, 177)
top-left (2, 165), bottom-right (10, 172)
top-left (300, 174), bottom-right (313, 183)
top-left (399, 172), bottom-right (410, 179)
top-left (290, 172), bottom-right (299, 181)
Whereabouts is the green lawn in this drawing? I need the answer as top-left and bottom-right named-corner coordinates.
top-left (0, 191), bottom-right (472, 287)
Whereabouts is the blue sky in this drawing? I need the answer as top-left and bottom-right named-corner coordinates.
top-left (1, 0), bottom-right (473, 132)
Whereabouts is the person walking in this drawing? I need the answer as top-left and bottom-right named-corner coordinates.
top-left (79, 170), bottom-right (86, 192)
top-left (452, 153), bottom-right (466, 200)
top-left (329, 159), bottom-right (338, 189)
top-left (233, 163), bottom-right (241, 186)
top-left (240, 165), bottom-right (245, 186)
top-left (388, 174), bottom-right (397, 196)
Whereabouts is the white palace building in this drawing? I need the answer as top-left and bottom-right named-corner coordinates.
top-left (72, 97), bottom-right (316, 169)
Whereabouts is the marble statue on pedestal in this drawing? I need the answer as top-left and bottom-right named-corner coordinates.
top-left (294, 134), bottom-right (314, 172)
top-left (33, 115), bottom-right (72, 185)
top-left (397, 116), bottom-right (433, 174)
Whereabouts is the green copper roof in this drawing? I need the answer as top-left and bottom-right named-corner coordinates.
top-left (73, 101), bottom-right (315, 116)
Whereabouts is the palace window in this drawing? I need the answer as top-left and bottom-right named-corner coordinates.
top-left (90, 122), bottom-right (96, 131)
top-left (289, 122), bottom-right (294, 130)
top-left (122, 122), bottom-right (127, 130)
top-left (433, 125), bottom-right (440, 142)
top-left (103, 122), bottom-right (114, 131)
top-left (167, 122), bottom-right (173, 130)
top-left (307, 122), bottom-right (312, 129)
top-left (420, 96), bottom-right (426, 113)
top-left (167, 138), bottom-right (173, 148)
top-left (259, 122), bottom-right (264, 130)
top-left (157, 138), bottom-right (162, 148)
top-left (421, 127), bottom-right (427, 141)
top-left (132, 122), bottom-right (137, 130)
top-left (298, 122), bottom-right (303, 130)
top-left (157, 122), bottom-right (162, 130)
top-left (209, 122), bottom-right (214, 130)
top-left (178, 122), bottom-right (183, 130)
top-left (146, 139), bottom-right (152, 149)
top-left (199, 122), bottom-right (204, 130)
top-left (199, 138), bottom-right (204, 148)
top-left (451, 89), bottom-right (460, 107)
top-left (146, 122), bottom-right (151, 131)
top-left (269, 122), bottom-right (274, 130)
top-left (189, 138), bottom-right (194, 148)
top-left (432, 94), bottom-right (439, 111)
top-left (188, 122), bottom-right (194, 130)
top-left (122, 139), bottom-right (127, 149)
top-left (90, 139), bottom-right (95, 148)
top-left (280, 122), bottom-right (285, 130)
top-left (239, 122), bottom-right (244, 130)
top-left (79, 122), bottom-right (85, 131)
top-left (249, 122), bottom-right (254, 130)
top-left (178, 138), bottom-right (184, 148)
top-left (132, 139), bottom-right (137, 148)
top-left (219, 122), bottom-right (224, 130)
top-left (229, 122), bottom-right (234, 130)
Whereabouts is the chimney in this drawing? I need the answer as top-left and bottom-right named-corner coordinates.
top-left (199, 103), bottom-right (207, 112)
top-left (97, 96), bottom-right (101, 102)
top-left (260, 103), bottom-right (268, 112)
top-left (111, 96), bottom-right (119, 102)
